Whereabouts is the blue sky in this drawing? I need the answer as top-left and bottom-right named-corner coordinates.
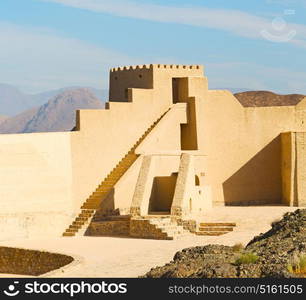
top-left (0, 0), bottom-right (306, 94)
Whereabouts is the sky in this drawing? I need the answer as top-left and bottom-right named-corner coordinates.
top-left (0, 0), bottom-right (306, 94)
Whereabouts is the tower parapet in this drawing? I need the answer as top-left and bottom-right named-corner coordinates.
top-left (110, 64), bottom-right (203, 72)
top-left (109, 64), bottom-right (205, 102)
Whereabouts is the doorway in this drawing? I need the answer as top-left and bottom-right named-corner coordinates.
top-left (149, 174), bottom-right (178, 214)
top-left (172, 78), bottom-right (181, 104)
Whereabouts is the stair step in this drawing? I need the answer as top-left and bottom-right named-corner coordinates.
top-left (199, 223), bottom-right (236, 227)
top-left (92, 191), bottom-right (109, 195)
top-left (84, 202), bottom-right (101, 208)
top-left (115, 164), bottom-right (130, 168)
top-left (100, 183), bottom-right (115, 187)
top-left (87, 197), bottom-right (104, 202)
top-left (107, 171), bottom-right (125, 177)
top-left (92, 193), bottom-right (109, 198)
top-left (65, 228), bottom-right (78, 233)
top-left (105, 176), bottom-right (120, 181)
top-left (115, 165), bottom-right (131, 170)
top-left (70, 224), bottom-right (81, 229)
top-left (97, 182), bottom-right (115, 187)
top-left (72, 220), bottom-right (86, 225)
top-left (109, 169), bottom-right (127, 175)
top-left (80, 210), bottom-right (95, 214)
top-left (82, 209), bottom-right (95, 213)
top-left (199, 227), bottom-right (234, 232)
top-left (86, 198), bottom-right (103, 202)
top-left (81, 204), bottom-right (99, 209)
top-left (79, 213), bottom-right (94, 218)
top-left (195, 231), bottom-right (229, 236)
top-left (102, 179), bottom-right (117, 183)
top-left (76, 217), bottom-right (88, 222)
top-left (63, 232), bottom-right (75, 237)
top-left (120, 159), bottom-right (135, 163)
top-left (79, 210), bottom-right (95, 215)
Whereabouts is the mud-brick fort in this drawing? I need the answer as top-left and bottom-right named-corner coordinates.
top-left (0, 64), bottom-right (305, 241)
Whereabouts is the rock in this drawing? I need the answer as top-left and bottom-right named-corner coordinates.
top-left (142, 209), bottom-right (306, 278)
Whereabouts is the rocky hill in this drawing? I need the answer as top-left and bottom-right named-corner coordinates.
top-left (0, 88), bottom-right (104, 133)
top-left (0, 115), bottom-right (8, 124)
top-left (143, 209), bottom-right (306, 278)
top-left (0, 84), bottom-right (33, 115)
top-left (0, 83), bottom-right (107, 116)
top-left (0, 107), bottom-right (39, 133)
top-left (235, 91), bottom-right (305, 107)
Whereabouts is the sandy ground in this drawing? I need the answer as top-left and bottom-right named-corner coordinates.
top-left (0, 206), bottom-right (299, 278)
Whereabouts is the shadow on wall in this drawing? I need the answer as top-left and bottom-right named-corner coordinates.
top-left (149, 174), bottom-right (177, 213)
top-left (100, 188), bottom-right (115, 213)
top-left (223, 135), bottom-right (282, 206)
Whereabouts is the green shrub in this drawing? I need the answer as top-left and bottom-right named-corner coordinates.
top-left (287, 255), bottom-right (306, 275)
top-left (232, 243), bottom-right (244, 252)
top-left (235, 252), bottom-right (259, 265)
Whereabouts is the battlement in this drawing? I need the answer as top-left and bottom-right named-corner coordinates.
top-left (110, 64), bottom-right (203, 72)
top-left (109, 63), bottom-right (205, 102)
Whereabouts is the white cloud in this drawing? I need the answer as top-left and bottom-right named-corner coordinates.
top-left (0, 21), bottom-right (135, 93)
top-left (41, 0), bottom-right (306, 46)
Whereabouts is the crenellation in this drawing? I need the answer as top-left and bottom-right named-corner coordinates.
top-left (110, 64), bottom-right (202, 73)
top-left (110, 64), bottom-right (153, 73)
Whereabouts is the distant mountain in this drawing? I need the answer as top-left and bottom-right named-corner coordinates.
top-left (0, 88), bottom-right (104, 134)
top-left (0, 83), bottom-right (107, 116)
top-left (234, 91), bottom-right (306, 107)
top-left (31, 87), bottom-right (108, 105)
top-left (212, 88), bottom-right (250, 94)
top-left (0, 107), bottom-right (39, 134)
top-left (0, 84), bottom-right (32, 115)
top-left (0, 115), bottom-right (8, 124)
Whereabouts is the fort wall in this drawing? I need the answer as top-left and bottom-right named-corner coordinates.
top-left (0, 63), bottom-right (305, 241)
top-left (201, 91), bottom-right (306, 205)
top-left (0, 132), bottom-right (73, 240)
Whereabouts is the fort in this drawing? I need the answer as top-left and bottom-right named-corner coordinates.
top-left (0, 63), bottom-right (305, 241)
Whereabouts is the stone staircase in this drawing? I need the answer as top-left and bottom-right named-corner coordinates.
top-left (130, 216), bottom-right (191, 240)
top-left (62, 112), bottom-right (168, 237)
top-left (195, 222), bottom-right (236, 236)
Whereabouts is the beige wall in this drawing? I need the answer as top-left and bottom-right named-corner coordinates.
top-left (281, 131), bottom-right (306, 207)
top-left (136, 103), bottom-right (187, 154)
top-left (281, 132), bottom-right (295, 206)
top-left (201, 91), bottom-right (306, 205)
top-left (0, 132), bottom-right (73, 240)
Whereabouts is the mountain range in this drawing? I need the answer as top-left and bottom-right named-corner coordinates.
top-left (0, 83), bottom-right (107, 116)
top-left (234, 91), bottom-right (305, 107)
top-left (0, 88), bottom-right (104, 133)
